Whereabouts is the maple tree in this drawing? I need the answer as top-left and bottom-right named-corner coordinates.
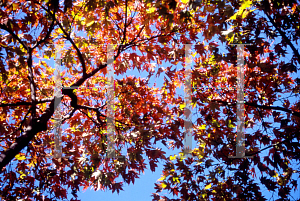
top-left (0, 0), bottom-right (299, 200)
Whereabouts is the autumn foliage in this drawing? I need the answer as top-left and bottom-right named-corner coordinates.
top-left (0, 0), bottom-right (300, 200)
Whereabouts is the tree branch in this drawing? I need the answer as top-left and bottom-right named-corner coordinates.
top-left (0, 23), bottom-right (28, 51)
top-left (27, 48), bottom-right (37, 122)
top-left (215, 100), bottom-right (300, 118)
top-left (0, 2), bottom-right (127, 170)
top-left (262, 4), bottom-right (300, 63)
top-left (56, 18), bottom-right (87, 76)
top-left (0, 99), bottom-right (52, 108)
top-left (0, 97), bottom-right (59, 171)
top-left (32, 14), bottom-right (56, 49)
top-left (244, 101), bottom-right (300, 118)
top-left (248, 131), bottom-right (300, 156)
top-left (4, 107), bottom-right (32, 141)
top-left (121, 0), bottom-right (128, 45)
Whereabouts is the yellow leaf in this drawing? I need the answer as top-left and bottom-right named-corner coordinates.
top-left (161, 182), bottom-right (167, 188)
top-left (170, 155), bottom-right (177, 161)
top-left (179, 103), bottom-right (185, 110)
top-left (172, 177), bottom-right (180, 183)
top-left (212, 119), bottom-right (220, 127)
top-left (178, 152), bottom-right (186, 161)
top-left (0, 116), bottom-right (5, 121)
top-left (205, 183), bottom-right (211, 189)
top-left (12, 3), bottom-right (18, 11)
top-left (192, 102), bottom-right (197, 108)
top-left (229, 0), bottom-right (253, 21)
top-left (228, 120), bottom-right (235, 128)
top-left (200, 142), bottom-right (205, 148)
top-left (181, 0), bottom-right (189, 4)
top-left (41, 72), bottom-right (46, 79)
top-left (147, 7), bottom-right (156, 13)
top-left (273, 172), bottom-right (278, 178)
top-left (242, 0), bottom-right (253, 9)
top-left (199, 125), bottom-right (206, 130)
top-left (28, 161), bottom-right (35, 168)
top-left (56, 28), bottom-right (64, 34)
top-left (192, 81), bottom-right (196, 88)
top-left (158, 175), bottom-right (166, 181)
top-left (44, 54), bottom-right (50, 60)
top-left (16, 154), bottom-right (26, 161)
top-left (20, 173), bottom-right (26, 179)
top-left (86, 20), bottom-right (94, 27)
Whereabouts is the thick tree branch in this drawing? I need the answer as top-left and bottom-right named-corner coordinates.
top-left (0, 42), bottom-right (121, 170)
top-left (0, 2), bottom-right (59, 170)
top-left (0, 1), bottom-right (128, 171)
top-left (0, 97), bottom-right (59, 171)
top-left (27, 48), bottom-right (37, 122)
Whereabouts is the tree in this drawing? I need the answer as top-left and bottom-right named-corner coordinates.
top-left (0, 0), bottom-right (299, 200)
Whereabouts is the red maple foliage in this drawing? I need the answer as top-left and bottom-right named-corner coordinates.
top-left (0, 0), bottom-right (299, 200)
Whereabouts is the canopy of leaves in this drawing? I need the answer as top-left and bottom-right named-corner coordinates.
top-left (0, 0), bottom-right (299, 200)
